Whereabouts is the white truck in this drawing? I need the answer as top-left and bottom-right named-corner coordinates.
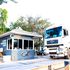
top-left (44, 24), bottom-right (70, 58)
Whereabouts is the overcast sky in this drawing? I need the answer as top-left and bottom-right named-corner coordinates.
top-left (0, 0), bottom-right (70, 27)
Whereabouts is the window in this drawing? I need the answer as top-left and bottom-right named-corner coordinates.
top-left (29, 41), bottom-right (33, 49)
top-left (24, 40), bottom-right (28, 49)
top-left (8, 39), bottom-right (12, 49)
top-left (45, 26), bottom-right (62, 39)
top-left (14, 39), bottom-right (22, 49)
top-left (8, 39), bottom-right (22, 49)
top-left (19, 39), bottom-right (22, 49)
top-left (0, 39), bottom-right (7, 47)
top-left (63, 29), bottom-right (68, 36)
top-left (24, 40), bottom-right (33, 49)
top-left (14, 39), bottom-right (18, 49)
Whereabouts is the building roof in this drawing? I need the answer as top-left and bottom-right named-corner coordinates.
top-left (0, 27), bottom-right (42, 38)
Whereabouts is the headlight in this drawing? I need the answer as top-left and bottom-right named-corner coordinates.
top-left (58, 48), bottom-right (63, 51)
top-left (57, 47), bottom-right (64, 54)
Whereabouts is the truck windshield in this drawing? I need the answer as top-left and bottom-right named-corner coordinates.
top-left (45, 26), bottom-right (62, 38)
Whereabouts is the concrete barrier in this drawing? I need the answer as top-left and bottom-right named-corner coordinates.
top-left (52, 61), bottom-right (64, 70)
top-left (32, 65), bottom-right (48, 70)
top-left (3, 55), bottom-right (11, 62)
top-left (32, 61), bottom-right (64, 70)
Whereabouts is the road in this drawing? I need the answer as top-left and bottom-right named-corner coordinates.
top-left (34, 55), bottom-right (67, 70)
top-left (0, 55), bottom-right (69, 70)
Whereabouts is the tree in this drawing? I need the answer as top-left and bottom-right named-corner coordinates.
top-left (10, 16), bottom-right (51, 48)
top-left (10, 17), bottom-right (28, 31)
top-left (0, 0), bottom-right (17, 5)
top-left (10, 16), bottom-right (51, 33)
top-left (0, 8), bottom-right (8, 34)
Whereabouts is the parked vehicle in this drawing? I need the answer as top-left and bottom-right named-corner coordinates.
top-left (36, 47), bottom-right (47, 56)
top-left (44, 24), bottom-right (70, 58)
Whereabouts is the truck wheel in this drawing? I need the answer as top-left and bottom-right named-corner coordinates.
top-left (50, 56), bottom-right (53, 58)
top-left (64, 56), bottom-right (68, 59)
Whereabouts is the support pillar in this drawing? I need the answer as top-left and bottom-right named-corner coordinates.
top-left (33, 40), bottom-right (34, 50)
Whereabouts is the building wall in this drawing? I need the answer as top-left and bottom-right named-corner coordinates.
top-left (0, 34), bottom-right (34, 55)
top-left (0, 35), bottom-right (10, 50)
top-left (0, 35), bottom-right (11, 55)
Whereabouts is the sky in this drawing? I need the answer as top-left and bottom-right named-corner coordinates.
top-left (0, 0), bottom-right (70, 28)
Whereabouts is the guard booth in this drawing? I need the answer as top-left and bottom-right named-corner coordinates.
top-left (0, 27), bottom-right (42, 61)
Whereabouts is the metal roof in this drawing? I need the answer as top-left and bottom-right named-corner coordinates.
top-left (0, 27), bottom-right (42, 38)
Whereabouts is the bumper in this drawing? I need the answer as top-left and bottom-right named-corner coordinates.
top-left (50, 54), bottom-right (65, 58)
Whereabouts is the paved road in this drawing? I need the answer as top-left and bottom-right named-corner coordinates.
top-left (0, 59), bottom-right (64, 70)
top-left (0, 55), bottom-right (69, 70)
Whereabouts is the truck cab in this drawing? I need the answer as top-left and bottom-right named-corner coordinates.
top-left (44, 24), bottom-right (70, 58)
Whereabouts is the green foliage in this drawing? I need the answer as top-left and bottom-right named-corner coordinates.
top-left (0, 9), bottom-right (8, 22)
top-left (0, 24), bottom-right (10, 34)
top-left (10, 16), bottom-right (51, 48)
top-left (10, 16), bottom-right (51, 34)
top-left (0, 8), bottom-right (8, 34)
top-left (0, 0), bottom-right (3, 5)
top-left (0, 0), bottom-right (17, 5)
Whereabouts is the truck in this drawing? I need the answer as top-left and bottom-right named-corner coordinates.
top-left (44, 24), bottom-right (70, 58)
